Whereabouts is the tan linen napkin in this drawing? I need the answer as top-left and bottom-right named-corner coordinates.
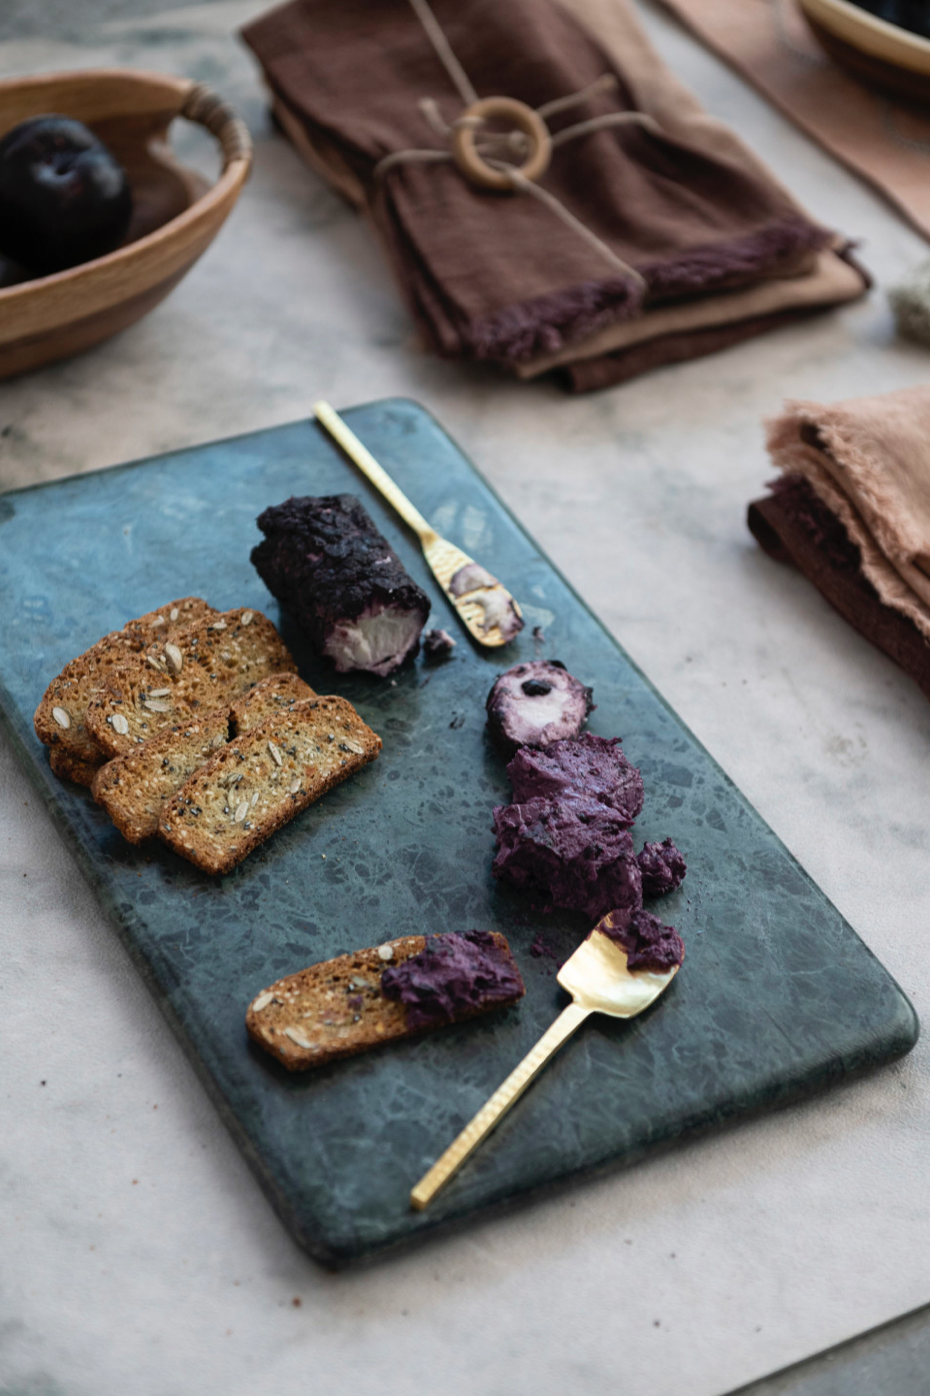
top-left (658, 0), bottom-right (930, 244)
top-left (766, 385), bottom-right (930, 640)
top-left (516, 247), bottom-right (864, 378)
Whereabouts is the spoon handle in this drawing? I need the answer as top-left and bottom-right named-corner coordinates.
top-left (410, 1000), bottom-right (590, 1210)
top-left (313, 401), bottom-right (436, 544)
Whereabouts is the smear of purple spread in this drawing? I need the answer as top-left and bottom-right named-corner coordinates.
top-left (637, 838), bottom-right (687, 897)
top-left (492, 796), bottom-right (642, 921)
top-left (380, 930), bottom-right (524, 1030)
top-left (530, 933), bottom-right (560, 963)
top-left (508, 733), bottom-right (643, 825)
top-left (596, 907), bottom-right (685, 973)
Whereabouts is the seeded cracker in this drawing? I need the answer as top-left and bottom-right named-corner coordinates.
top-left (159, 695), bottom-right (381, 874)
top-left (230, 672), bottom-right (317, 730)
top-left (84, 608), bottom-right (297, 759)
top-left (92, 710), bottom-right (232, 844)
top-left (91, 673), bottom-right (318, 845)
top-left (49, 745), bottom-right (105, 789)
top-left (35, 597), bottom-right (216, 767)
top-left (246, 932), bottom-right (522, 1071)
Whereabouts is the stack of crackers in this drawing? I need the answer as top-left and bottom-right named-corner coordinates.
top-left (34, 596), bottom-right (381, 874)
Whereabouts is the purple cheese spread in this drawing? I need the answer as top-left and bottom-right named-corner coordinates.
top-left (595, 907), bottom-right (685, 973)
top-left (637, 838), bottom-right (687, 897)
top-left (380, 930), bottom-right (525, 1030)
top-left (507, 733), bottom-right (644, 826)
top-left (491, 796), bottom-right (642, 921)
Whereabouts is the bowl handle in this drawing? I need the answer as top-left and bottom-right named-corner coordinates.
top-left (181, 82), bottom-right (252, 172)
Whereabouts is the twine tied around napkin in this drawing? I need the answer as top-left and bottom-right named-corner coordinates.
top-left (374, 0), bottom-right (662, 294)
top-left (242, 0), bottom-right (848, 368)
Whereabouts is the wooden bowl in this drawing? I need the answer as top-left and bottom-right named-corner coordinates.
top-left (798, 0), bottom-right (930, 102)
top-left (0, 69), bottom-right (252, 379)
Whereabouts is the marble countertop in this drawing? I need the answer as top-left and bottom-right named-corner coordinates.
top-left (3, 3), bottom-right (930, 1394)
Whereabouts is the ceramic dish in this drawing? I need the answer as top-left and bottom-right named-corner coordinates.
top-left (0, 69), bottom-right (252, 379)
top-left (799, 0), bottom-right (930, 100)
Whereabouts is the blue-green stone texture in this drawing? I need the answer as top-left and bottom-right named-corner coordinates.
top-left (0, 399), bottom-right (917, 1267)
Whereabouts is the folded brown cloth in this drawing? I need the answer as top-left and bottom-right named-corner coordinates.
top-left (749, 478), bottom-right (930, 703)
top-left (242, 0), bottom-right (864, 383)
top-left (749, 386), bottom-right (930, 698)
top-left (560, 304), bottom-right (818, 393)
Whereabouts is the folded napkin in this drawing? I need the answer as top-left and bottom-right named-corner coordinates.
top-left (520, 246), bottom-right (866, 388)
top-left (242, 0), bottom-right (865, 386)
top-left (749, 476), bottom-right (930, 703)
top-left (749, 386), bottom-right (930, 696)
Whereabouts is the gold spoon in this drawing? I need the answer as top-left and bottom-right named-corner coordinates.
top-left (313, 400), bottom-right (523, 648)
top-left (410, 920), bottom-right (680, 1209)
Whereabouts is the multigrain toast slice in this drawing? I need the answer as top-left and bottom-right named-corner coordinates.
top-left (245, 931), bottom-right (524, 1070)
top-left (231, 672), bottom-right (317, 730)
top-left (91, 710), bottom-right (232, 845)
top-left (159, 695), bottom-right (381, 874)
top-left (34, 597), bottom-right (216, 766)
top-left (49, 745), bottom-right (105, 789)
top-left (90, 674), bottom-right (318, 845)
top-left (85, 608), bottom-right (297, 759)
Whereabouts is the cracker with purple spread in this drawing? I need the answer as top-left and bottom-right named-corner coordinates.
top-left (246, 931), bottom-right (524, 1071)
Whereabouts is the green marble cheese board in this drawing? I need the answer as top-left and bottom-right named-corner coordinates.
top-left (0, 399), bottom-right (917, 1266)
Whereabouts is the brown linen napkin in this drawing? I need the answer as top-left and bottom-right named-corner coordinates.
top-left (657, 0), bottom-right (930, 245)
top-left (748, 476), bottom-right (930, 702)
top-left (242, 0), bottom-right (842, 370)
top-left (765, 386), bottom-right (930, 641)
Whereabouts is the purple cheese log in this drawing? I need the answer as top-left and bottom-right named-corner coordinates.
top-left (595, 907), bottom-right (684, 974)
top-left (491, 795), bottom-right (642, 921)
top-left (637, 838), bottom-right (687, 898)
top-left (380, 929), bottom-right (525, 1030)
top-left (507, 733), bottom-right (644, 826)
top-left (251, 494), bottom-right (430, 676)
top-left (486, 660), bottom-right (593, 756)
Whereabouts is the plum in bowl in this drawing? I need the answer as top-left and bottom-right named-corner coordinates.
top-left (0, 69), bottom-right (251, 379)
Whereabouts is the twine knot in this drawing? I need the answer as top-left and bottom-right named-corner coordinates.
top-left (370, 0), bottom-right (664, 292)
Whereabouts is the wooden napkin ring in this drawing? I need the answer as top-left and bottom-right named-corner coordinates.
top-left (451, 96), bottom-right (551, 192)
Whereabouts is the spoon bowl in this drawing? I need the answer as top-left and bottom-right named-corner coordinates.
top-left (558, 923), bottom-right (678, 1017)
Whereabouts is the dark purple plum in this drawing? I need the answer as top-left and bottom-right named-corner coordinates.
top-left (0, 115), bottom-right (132, 275)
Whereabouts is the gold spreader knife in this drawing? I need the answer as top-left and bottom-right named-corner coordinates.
top-left (410, 923), bottom-right (680, 1210)
top-left (313, 401), bottom-right (523, 648)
